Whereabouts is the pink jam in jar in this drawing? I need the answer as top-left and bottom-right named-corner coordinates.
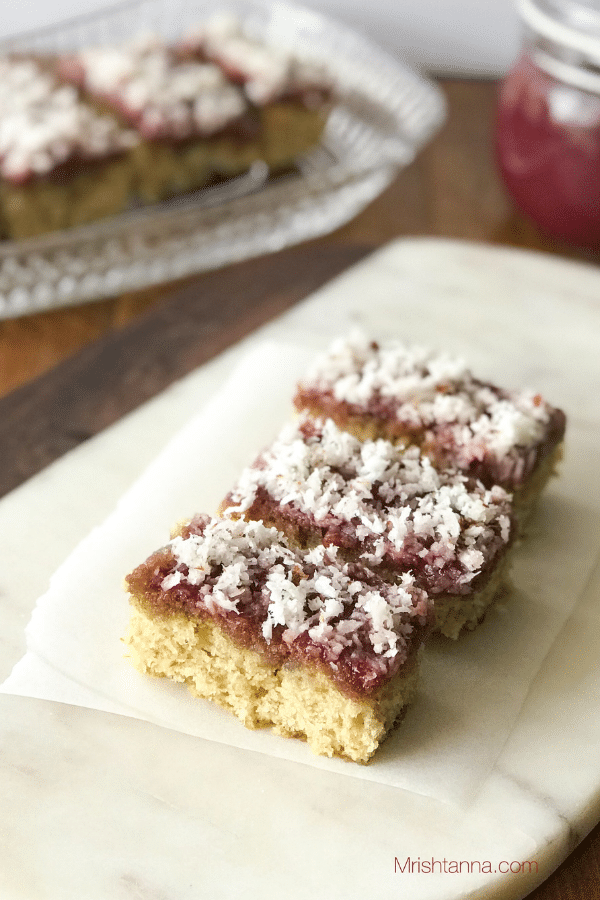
top-left (496, 0), bottom-right (600, 249)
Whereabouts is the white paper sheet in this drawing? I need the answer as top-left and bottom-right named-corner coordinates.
top-left (3, 340), bottom-right (598, 808)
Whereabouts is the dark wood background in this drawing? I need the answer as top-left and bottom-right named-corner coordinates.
top-left (1, 79), bottom-right (599, 899)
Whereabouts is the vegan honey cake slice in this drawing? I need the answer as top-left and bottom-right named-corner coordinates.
top-left (221, 416), bottom-right (514, 639)
top-left (0, 56), bottom-right (137, 240)
top-left (178, 13), bottom-right (333, 170)
top-left (124, 515), bottom-right (432, 763)
top-left (58, 33), bottom-right (259, 204)
top-left (294, 333), bottom-right (566, 522)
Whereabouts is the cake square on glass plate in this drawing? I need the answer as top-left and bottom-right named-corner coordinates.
top-left (0, 12), bottom-right (333, 238)
top-left (0, 56), bottom-right (137, 239)
top-left (58, 29), bottom-right (261, 205)
top-left (58, 13), bottom-right (332, 205)
top-left (178, 13), bottom-right (333, 170)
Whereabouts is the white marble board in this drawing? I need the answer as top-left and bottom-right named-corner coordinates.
top-left (2, 238), bottom-right (600, 900)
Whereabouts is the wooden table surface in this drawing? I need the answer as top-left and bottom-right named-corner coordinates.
top-left (2, 78), bottom-right (599, 900)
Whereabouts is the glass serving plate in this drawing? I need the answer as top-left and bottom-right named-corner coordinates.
top-left (0, 0), bottom-right (446, 319)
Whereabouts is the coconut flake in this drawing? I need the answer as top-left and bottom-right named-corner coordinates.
top-left (156, 516), bottom-right (428, 666)
top-left (225, 416), bottom-right (512, 589)
top-left (297, 332), bottom-right (555, 479)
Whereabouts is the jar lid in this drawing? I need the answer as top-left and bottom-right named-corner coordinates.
top-left (518, 0), bottom-right (600, 91)
top-left (519, 0), bottom-right (600, 60)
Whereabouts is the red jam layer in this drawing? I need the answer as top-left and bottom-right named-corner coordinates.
top-left (126, 515), bottom-right (431, 700)
top-left (222, 417), bottom-right (513, 597)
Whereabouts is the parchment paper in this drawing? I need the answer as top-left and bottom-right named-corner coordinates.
top-left (3, 341), bottom-right (598, 807)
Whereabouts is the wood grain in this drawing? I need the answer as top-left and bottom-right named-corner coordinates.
top-left (0, 243), bottom-right (369, 497)
top-left (529, 827), bottom-right (600, 900)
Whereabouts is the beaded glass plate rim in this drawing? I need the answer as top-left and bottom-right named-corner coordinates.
top-left (0, 0), bottom-right (446, 319)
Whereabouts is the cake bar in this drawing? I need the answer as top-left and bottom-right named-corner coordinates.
top-left (0, 15), bottom-right (332, 240)
top-left (124, 515), bottom-right (432, 763)
top-left (294, 333), bottom-right (566, 520)
top-left (221, 415), bottom-right (514, 639)
top-left (60, 15), bottom-right (332, 204)
top-left (59, 32), bottom-right (260, 204)
top-left (179, 13), bottom-right (332, 169)
top-left (0, 56), bottom-right (137, 239)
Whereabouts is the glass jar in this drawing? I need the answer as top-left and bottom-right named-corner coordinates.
top-left (496, 0), bottom-right (600, 249)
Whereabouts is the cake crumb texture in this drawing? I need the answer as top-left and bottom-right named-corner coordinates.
top-left (124, 602), bottom-right (419, 763)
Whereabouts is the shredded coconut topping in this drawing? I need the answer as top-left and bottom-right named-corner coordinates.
top-left (296, 332), bottom-right (555, 484)
top-left (140, 515), bottom-right (429, 680)
top-left (182, 13), bottom-right (331, 105)
top-left (0, 57), bottom-right (137, 182)
top-left (67, 33), bottom-right (248, 138)
top-left (224, 416), bottom-right (512, 592)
